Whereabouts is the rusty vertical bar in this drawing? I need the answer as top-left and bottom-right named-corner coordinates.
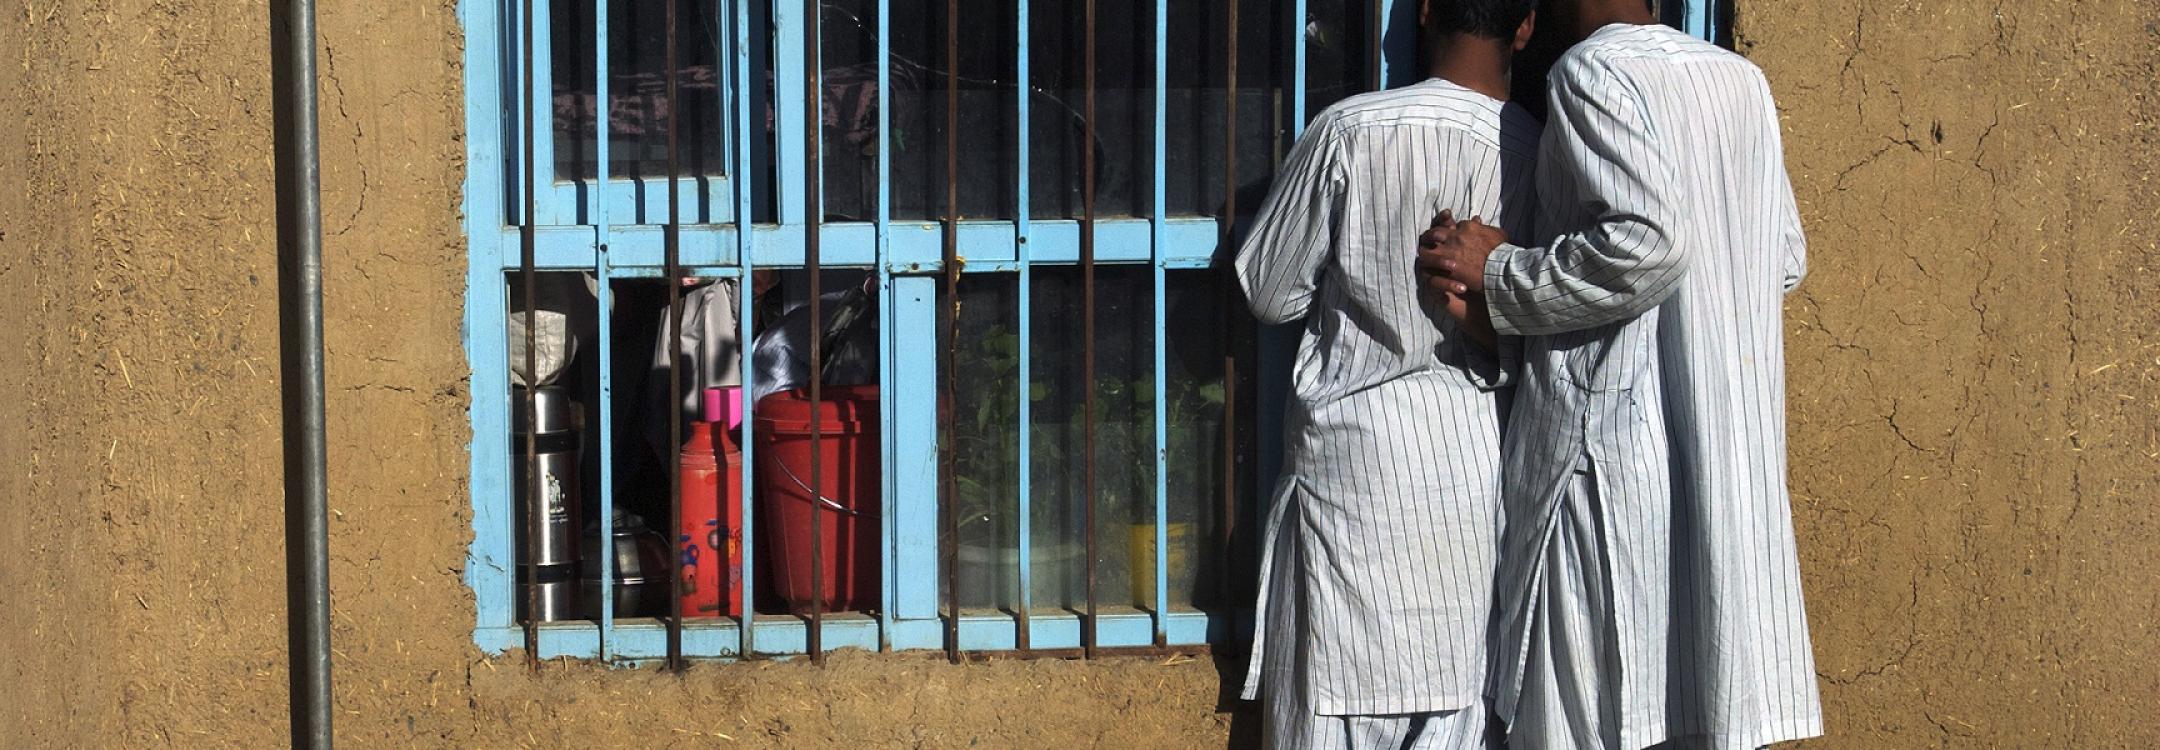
top-left (805, 0), bottom-right (827, 665)
top-left (663, 0), bottom-right (687, 672)
top-left (1369, 0), bottom-right (1385, 90)
top-left (1079, 0), bottom-right (1099, 662)
top-left (938, 0), bottom-right (963, 665)
top-left (1216, 0), bottom-right (1241, 611)
top-left (518, 0), bottom-right (542, 672)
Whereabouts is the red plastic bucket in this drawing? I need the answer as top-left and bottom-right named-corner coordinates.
top-left (754, 385), bottom-right (880, 613)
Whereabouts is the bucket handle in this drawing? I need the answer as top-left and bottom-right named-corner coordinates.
top-left (772, 458), bottom-right (879, 518)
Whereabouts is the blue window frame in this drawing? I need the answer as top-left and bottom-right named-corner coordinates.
top-left (1664, 0), bottom-right (1729, 46)
top-left (458, 0), bottom-right (1724, 661)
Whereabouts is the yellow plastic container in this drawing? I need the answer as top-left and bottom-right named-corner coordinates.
top-left (1128, 522), bottom-right (1192, 611)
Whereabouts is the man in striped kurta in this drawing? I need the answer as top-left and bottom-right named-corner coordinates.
top-left (1233, 3), bottom-right (1541, 747)
top-left (1418, 4), bottom-right (1822, 748)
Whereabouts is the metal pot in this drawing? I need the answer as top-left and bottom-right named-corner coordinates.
top-left (580, 510), bottom-right (673, 619)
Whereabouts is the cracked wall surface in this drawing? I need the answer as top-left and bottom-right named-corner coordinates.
top-left (2, 0), bottom-right (2155, 747)
top-left (0, 2), bottom-right (1238, 747)
top-left (1744, 0), bottom-right (2160, 746)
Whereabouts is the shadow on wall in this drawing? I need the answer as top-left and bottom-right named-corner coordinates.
top-left (1215, 652), bottom-right (1265, 747)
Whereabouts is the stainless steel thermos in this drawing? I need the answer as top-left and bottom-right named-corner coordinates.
top-left (514, 385), bottom-right (582, 622)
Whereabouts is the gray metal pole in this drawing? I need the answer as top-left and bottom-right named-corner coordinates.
top-left (271, 0), bottom-right (332, 744)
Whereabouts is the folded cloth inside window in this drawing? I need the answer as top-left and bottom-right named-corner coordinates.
top-left (646, 279), bottom-right (746, 458)
top-left (509, 273), bottom-right (601, 387)
top-left (507, 311), bottom-right (573, 388)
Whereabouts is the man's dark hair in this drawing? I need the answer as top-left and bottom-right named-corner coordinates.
top-left (1422, 0), bottom-right (1539, 41)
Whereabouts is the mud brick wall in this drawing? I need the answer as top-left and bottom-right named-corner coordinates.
top-left (2, 1), bottom-right (2154, 746)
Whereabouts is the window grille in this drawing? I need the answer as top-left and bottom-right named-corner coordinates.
top-left (459, 0), bottom-right (1726, 662)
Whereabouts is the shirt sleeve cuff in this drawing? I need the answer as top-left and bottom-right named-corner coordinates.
top-left (1483, 242), bottom-right (1534, 337)
top-left (1458, 334), bottom-right (1519, 392)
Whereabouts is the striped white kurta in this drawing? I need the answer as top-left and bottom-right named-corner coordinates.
top-left (1234, 79), bottom-right (1541, 731)
top-left (1478, 24), bottom-right (1822, 750)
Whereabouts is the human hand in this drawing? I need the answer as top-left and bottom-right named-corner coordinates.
top-left (1441, 290), bottom-right (1498, 352)
top-left (1414, 210), bottom-right (1459, 294)
top-left (1416, 210), bottom-right (1507, 296)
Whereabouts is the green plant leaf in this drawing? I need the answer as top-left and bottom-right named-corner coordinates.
top-left (1198, 383), bottom-right (1226, 403)
top-left (986, 331), bottom-right (1019, 359)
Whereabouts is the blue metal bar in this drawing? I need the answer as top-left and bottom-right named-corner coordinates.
top-left (506, 219), bottom-right (1224, 270)
top-left (457, 0), bottom-right (517, 647)
top-left (884, 219), bottom-right (1216, 268)
top-left (592, 0), bottom-right (615, 661)
top-left (732, 0), bottom-right (759, 661)
top-left (773, 0), bottom-right (807, 226)
top-left (1013, 0), bottom-right (1034, 652)
top-left (592, 175), bottom-right (728, 227)
top-left (1292, 0), bottom-right (1307, 124)
top-left (529, 0), bottom-right (562, 225)
top-left (582, 265), bottom-right (748, 278)
top-left (1680, 0), bottom-right (1710, 41)
top-left (484, 608), bottom-right (1228, 659)
top-left (924, 257), bottom-right (1216, 273)
top-left (1389, 0), bottom-right (1416, 87)
top-left (970, 610), bottom-right (1216, 652)
top-left (876, 0), bottom-right (898, 652)
top-left (890, 278), bottom-right (942, 621)
top-left (503, 224), bottom-right (1228, 273)
top-left (717, 1), bottom-right (736, 188)
top-left (1147, 0), bottom-right (1168, 645)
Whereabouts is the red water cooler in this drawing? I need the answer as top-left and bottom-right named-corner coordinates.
top-left (678, 390), bottom-right (745, 618)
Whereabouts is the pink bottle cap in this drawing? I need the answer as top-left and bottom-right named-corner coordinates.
top-left (703, 387), bottom-right (744, 430)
